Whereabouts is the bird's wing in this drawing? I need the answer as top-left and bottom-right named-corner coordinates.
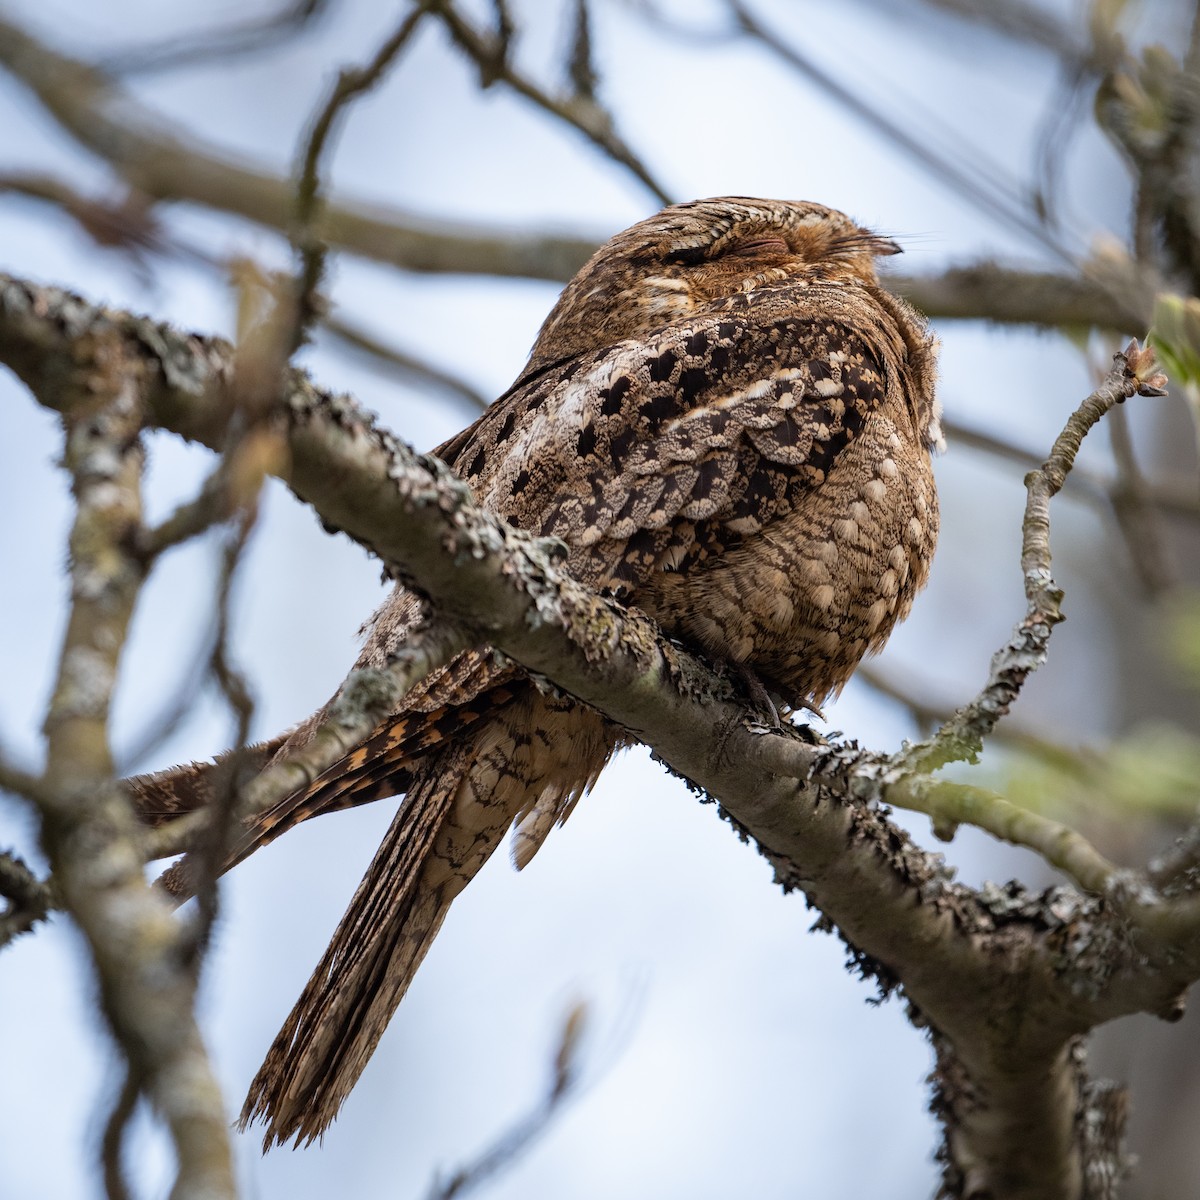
top-left (452, 295), bottom-right (890, 597)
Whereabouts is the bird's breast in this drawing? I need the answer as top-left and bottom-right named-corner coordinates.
top-left (638, 410), bottom-right (938, 706)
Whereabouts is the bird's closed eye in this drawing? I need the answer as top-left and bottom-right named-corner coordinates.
top-left (663, 236), bottom-right (789, 267)
top-left (662, 246), bottom-right (707, 266)
top-left (725, 237), bottom-right (789, 257)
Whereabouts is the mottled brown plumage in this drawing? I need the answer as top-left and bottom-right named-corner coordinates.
top-left (129, 197), bottom-right (941, 1148)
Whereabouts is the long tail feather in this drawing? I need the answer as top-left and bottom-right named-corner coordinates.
top-left (213, 678), bottom-right (522, 876)
top-left (123, 734), bottom-right (291, 826)
top-left (238, 737), bottom-right (508, 1147)
top-left (239, 691), bottom-right (617, 1148)
top-left (153, 666), bottom-right (522, 899)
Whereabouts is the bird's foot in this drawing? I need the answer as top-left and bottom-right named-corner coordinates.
top-left (732, 662), bottom-right (785, 730)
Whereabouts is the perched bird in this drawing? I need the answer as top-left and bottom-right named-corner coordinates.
top-left (130, 197), bottom-right (942, 1148)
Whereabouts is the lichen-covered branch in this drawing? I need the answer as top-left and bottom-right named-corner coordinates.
top-left (26, 337), bottom-right (234, 1198)
top-left (0, 849), bottom-right (55, 945)
top-left (139, 617), bottom-right (473, 869)
top-left (901, 343), bottom-right (1167, 778)
top-left (6, 270), bottom-right (1199, 1198)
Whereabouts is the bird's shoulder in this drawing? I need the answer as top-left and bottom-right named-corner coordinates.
top-left (440, 279), bottom-right (891, 495)
top-left (430, 280), bottom-right (899, 594)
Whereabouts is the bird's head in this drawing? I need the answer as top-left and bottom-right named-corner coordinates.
top-left (526, 197), bottom-right (902, 373)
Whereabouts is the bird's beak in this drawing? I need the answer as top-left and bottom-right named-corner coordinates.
top-left (870, 236), bottom-right (903, 257)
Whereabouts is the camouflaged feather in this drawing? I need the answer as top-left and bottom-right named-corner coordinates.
top-left (132, 198), bottom-right (942, 1149)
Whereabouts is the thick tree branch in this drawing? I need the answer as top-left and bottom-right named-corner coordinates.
top-left (6, 272), bottom-right (1197, 1198)
top-left (890, 261), bottom-right (1153, 331)
top-left (0, 15), bottom-right (598, 282)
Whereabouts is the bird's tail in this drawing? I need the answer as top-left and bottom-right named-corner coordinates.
top-left (238, 735), bottom-right (492, 1148)
top-left (128, 650), bottom-right (522, 898)
top-left (123, 734), bottom-right (291, 826)
top-left (239, 692), bottom-right (617, 1149)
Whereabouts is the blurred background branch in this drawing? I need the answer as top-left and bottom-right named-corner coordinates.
top-left (3, 0), bottom-right (1200, 1197)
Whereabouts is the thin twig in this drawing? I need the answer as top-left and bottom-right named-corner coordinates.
top-left (100, 0), bottom-right (329, 76)
top-left (291, 9), bottom-right (427, 351)
top-left (100, 1068), bottom-right (141, 1200)
top-left (0, 172), bottom-right (165, 264)
top-left (726, 0), bottom-right (1075, 261)
top-left (567, 0), bottom-right (598, 102)
top-left (140, 618), bottom-right (474, 867)
top-left (422, 0), bottom-right (671, 204)
top-left (885, 774), bottom-right (1119, 893)
top-left (900, 342), bottom-right (1167, 776)
top-left (136, 463), bottom-right (241, 560)
top-left (944, 414), bottom-right (1200, 524)
top-left (861, 0), bottom-right (1093, 67)
top-left (322, 313), bottom-right (490, 412)
top-left (425, 1002), bottom-right (590, 1200)
top-left (187, 509), bottom-right (258, 957)
top-left (1031, 63), bottom-right (1091, 231)
top-left (855, 663), bottom-right (1095, 768)
top-left (121, 470), bottom-right (259, 772)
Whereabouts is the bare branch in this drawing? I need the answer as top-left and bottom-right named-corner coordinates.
top-left (291, 10), bottom-right (427, 349)
top-left (0, 172), bottom-right (166, 265)
top-left (0, 14), bottom-right (598, 281)
top-left (856, 662), bottom-right (1098, 767)
top-left (900, 342), bottom-right (1168, 778)
top-left (186, 509), bottom-right (258, 956)
top-left (727, 1), bottom-right (1072, 259)
top-left (425, 1001), bottom-right (590, 1200)
top-left (420, 0), bottom-right (672, 204)
top-left (100, 0), bottom-right (330, 76)
top-left (898, 0), bottom-right (1093, 65)
top-left (0, 850), bottom-right (54, 946)
top-left (321, 313), bottom-right (490, 412)
top-left (567, 0), bottom-right (598, 102)
top-left (101, 1068), bottom-right (140, 1200)
top-left (889, 262), bottom-right (1153, 331)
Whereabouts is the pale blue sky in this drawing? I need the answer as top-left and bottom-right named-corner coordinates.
top-left (0, 2), bottom-right (1157, 1197)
